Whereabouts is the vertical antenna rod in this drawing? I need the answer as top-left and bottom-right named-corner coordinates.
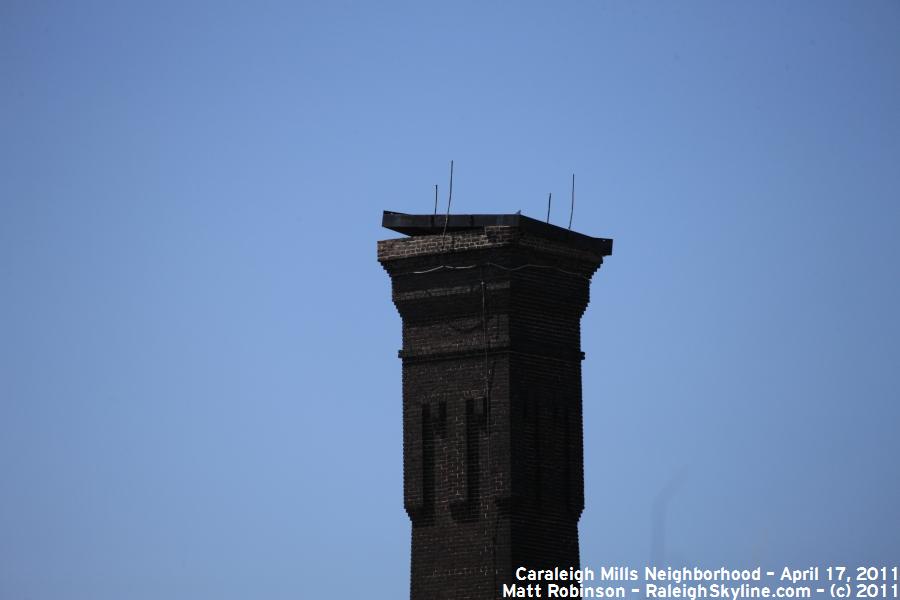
top-left (546, 192), bottom-right (552, 223)
top-left (442, 160), bottom-right (454, 235)
top-left (434, 184), bottom-right (438, 215)
top-left (568, 173), bottom-right (575, 230)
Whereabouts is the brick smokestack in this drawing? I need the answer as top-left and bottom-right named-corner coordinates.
top-left (378, 211), bottom-right (613, 599)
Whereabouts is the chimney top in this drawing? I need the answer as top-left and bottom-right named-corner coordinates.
top-left (382, 210), bottom-right (613, 257)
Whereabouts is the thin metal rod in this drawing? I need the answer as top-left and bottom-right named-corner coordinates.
top-left (546, 192), bottom-right (552, 223)
top-left (442, 160), bottom-right (454, 236)
top-left (434, 184), bottom-right (438, 215)
top-left (568, 173), bottom-right (575, 230)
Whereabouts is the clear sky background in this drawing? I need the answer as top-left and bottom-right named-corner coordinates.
top-left (2, 2), bottom-right (899, 598)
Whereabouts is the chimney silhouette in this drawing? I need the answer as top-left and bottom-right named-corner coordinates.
top-left (378, 211), bottom-right (612, 599)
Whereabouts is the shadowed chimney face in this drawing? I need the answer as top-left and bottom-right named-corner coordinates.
top-left (378, 212), bottom-right (612, 600)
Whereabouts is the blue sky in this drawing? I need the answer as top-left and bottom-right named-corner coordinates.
top-left (2, 2), bottom-right (899, 598)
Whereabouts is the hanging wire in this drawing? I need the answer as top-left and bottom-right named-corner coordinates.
top-left (480, 267), bottom-right (500, 596)
top-left (410, 262), bottom-right (589, 280)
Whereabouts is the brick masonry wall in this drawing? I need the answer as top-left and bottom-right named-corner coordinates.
top-left (379, 225), bottom-right (606, 599)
